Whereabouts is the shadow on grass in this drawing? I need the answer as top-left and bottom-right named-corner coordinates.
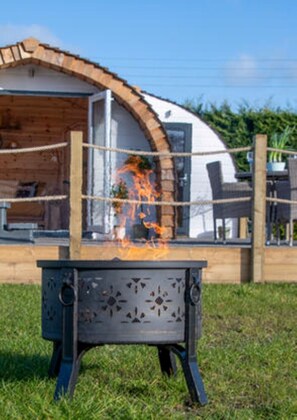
top-left (0, 352), bottom-right (50, 382)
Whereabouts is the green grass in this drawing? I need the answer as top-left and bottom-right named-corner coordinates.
top-left (0, 283), bottom-right (296, 419)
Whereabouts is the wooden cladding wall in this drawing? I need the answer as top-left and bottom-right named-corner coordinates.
top-left (0, 95), bottom-right (88, 180)
top-left (0, 95), bottom-right (88, 227)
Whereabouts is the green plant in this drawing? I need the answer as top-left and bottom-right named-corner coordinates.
top-left (184, 99), bottom-right (297, 171)
top-left (124, 155), bottom-right (153, 172)
top-left (110, 178), bottom-right (128, 215)
top-left (268, 126), bottom-right (293, 162)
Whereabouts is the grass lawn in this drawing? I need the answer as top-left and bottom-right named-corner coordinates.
top-left (0, 283), bottom-right (296, 419)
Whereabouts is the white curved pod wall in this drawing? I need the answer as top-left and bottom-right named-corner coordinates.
top-left (144, 93), bottom-right (238, 239)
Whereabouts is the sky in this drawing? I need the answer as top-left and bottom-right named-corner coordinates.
top-left (1, 0), bottom-right (297, 110)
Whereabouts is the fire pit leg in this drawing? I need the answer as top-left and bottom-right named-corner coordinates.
top-left (170, 267), bottom-right (208, 406)
top-left (157, 345), bottom-right (177, 376)
top-left (54, 269), bottom-right (79, 400)
top-left (49, 341), bottom-right (90, 379)
top-left (171, 344), bottom-right (208, 406)
top-left (48, 341), bottom-right (62, 378)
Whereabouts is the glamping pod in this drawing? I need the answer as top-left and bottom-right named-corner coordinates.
top-left (0, 37), bottom-right (238, 241)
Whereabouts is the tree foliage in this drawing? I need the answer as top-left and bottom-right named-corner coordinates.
top-left (183, 100), bottom-right (297, 170)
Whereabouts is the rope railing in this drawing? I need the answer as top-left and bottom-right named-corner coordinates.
top-left (0, 142), bottom-right (68, 154)
top-left (82, 142), bottom-right (253, 208)
top-left (82, 194), bottom-right (251, 207)
top-left (267, 147), bottom-right (297, 156)
top-left (1, 140), bottom-right (296, 208)
top-left (266, 196), bottom-right (297, 205)
top-left (81, 194), bottom-right (297, 208)
top-left (1, 137), bottom-right (297, 222)
top-left (0, 195), bottom-right (67, 203)
top-left (6, 194), bottom-right (295, 207)
top-left (83, 143), bottom-right (252, 157)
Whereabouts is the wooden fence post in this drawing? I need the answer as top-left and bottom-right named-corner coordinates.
top-left (69, 131), bottom-right (83, 260)
top-left (251, 134), bottom-right (267, 283)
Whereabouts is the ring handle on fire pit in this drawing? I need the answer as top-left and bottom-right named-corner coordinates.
top-left (189, 274), bottom-right (201, 305)
top-left (59, 283), bottom-right (76, 307)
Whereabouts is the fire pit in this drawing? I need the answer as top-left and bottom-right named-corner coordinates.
top-left (38, 259), bottom-right (208, 404)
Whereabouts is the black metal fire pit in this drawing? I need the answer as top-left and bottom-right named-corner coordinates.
top-left (38, 260), bottom-right (208, 405)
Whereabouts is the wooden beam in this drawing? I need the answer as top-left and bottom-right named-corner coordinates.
top-left (239, 218), bottom-right (248, 239)
top-left (69, 131), bottom-right (83, 259)
top-left (251, 134), bottom-right (267, 282)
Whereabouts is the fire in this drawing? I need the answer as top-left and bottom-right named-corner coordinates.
top-left (111, 155), bottom-right (168, 257)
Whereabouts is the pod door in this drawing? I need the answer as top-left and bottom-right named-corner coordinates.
top-left (87, 90), bottom-right (113, 234)
top-left (164, 123), bottom-right (192, 236)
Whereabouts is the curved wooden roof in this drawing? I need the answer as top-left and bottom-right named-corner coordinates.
top-left (0, 38), bottom-right (170, 150)
top-left (0, 38), bottom-right (176, 237)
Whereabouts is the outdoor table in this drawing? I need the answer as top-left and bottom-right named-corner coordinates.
top-left (235, 170), bottom-right (288, 182)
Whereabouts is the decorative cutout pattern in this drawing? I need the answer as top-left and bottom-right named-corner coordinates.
top-left (42, 268), bottom-right (187, 342)
top-left (46, 305), bottom-right (56, 321)
top-left (76, 274), bottom-right (185, 325)
top-left (145, 285), bottom-right (173, 317)
top-left (42, 273), bottom-right (59, 321)
top-left (47, 276), bottom-right (57, 291)
top-left (99, 286), bottom-right (127, 318)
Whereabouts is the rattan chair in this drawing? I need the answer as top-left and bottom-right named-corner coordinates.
top-left (206, 161), bottom-right (252, 241)
top-left (275, 158), bottom-right (297, 246)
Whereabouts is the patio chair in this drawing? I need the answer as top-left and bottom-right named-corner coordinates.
top-left (206, 161), bottom-right (252, 241)
top-left (275, 158), bottom-right (297, 246)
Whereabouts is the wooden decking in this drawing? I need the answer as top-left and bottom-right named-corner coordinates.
top-left (0, 239), bottom-right (296, 284)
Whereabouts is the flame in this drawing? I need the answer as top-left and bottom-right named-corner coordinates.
top-left (111, 155), bottom-right (168, 258)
